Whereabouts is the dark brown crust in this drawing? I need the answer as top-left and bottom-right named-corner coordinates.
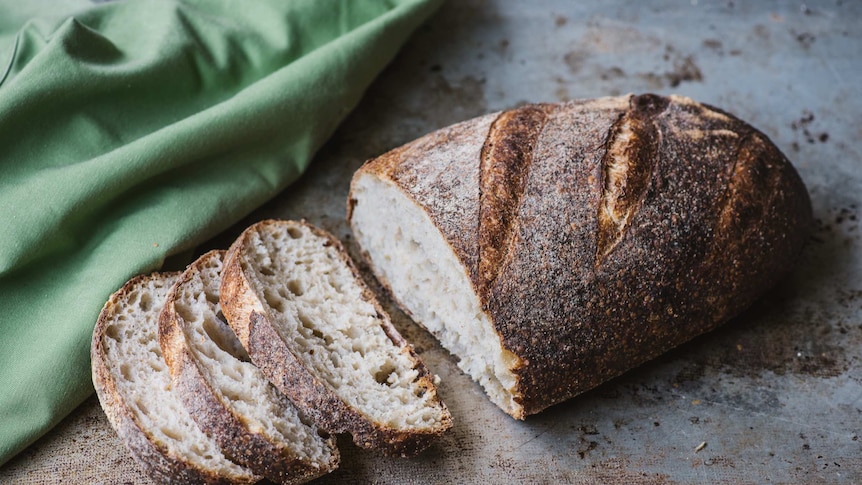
top-left (91, 273), bottom-right (256, 485)
top-left (596, 94), bottom-right (667, 262)
top-left (478, 104), bottom-right (554, 296)
top-left (349, 94), bottom-right (813, 418)
top-left (219, 220), bottom-right (452, 457)
top-left (159, 250), bottom-right (338, 484)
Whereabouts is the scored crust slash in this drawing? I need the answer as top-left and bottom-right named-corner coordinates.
top-left (348, 93), bottom-right (812, 419)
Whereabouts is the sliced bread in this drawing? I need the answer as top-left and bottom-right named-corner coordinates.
top-left (347, 94), bottom-right (813, 419)
top-left (159, 250), bottom-right (339, 484)
top-left (91, 273), bottom-right (258, 485)
top-left (219, 220), bottom-right (452, 457)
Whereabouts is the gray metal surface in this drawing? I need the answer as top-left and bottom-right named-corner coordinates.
top-left (2, 1), bottom-right (860, 483)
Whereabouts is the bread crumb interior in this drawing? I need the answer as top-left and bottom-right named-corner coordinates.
top-left (350, 174), bottom-right (521, 417)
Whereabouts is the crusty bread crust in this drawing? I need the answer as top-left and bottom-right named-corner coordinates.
top-left (348, 94), bottom-right (813, 418)
top-left (159, 250), bottom-right (339, 484)
top-left (220, 220), bottom-right (451, 457)
top-left (91, 273), bottom-right (257, 485)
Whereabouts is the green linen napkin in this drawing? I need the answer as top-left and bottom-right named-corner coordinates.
top-left (0, 0), bottom-right (441, 465)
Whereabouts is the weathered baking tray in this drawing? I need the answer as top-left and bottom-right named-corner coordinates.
top-left (2, 1), bottom-right (859, 483)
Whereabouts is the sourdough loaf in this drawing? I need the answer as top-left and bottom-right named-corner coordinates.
top-left (347, 93), bottom-right (813, 419)
top-left (91, 273), bottom-right (258, 485)
top-left (219, 220), bottom-right (452, 457)
top-left (159, 250), bottom-right (339, 484)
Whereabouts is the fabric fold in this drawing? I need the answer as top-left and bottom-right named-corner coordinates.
top-left (0, 0), bottom-right (442, 465)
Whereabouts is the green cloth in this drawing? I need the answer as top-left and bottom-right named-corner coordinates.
top-left (0, 0), bottom-right (441, 465)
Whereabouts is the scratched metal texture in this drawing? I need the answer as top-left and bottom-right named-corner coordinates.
top-left (1, 1), bottom-right (860, 483)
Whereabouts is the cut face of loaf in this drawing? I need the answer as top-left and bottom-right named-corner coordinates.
top-left (219, 220), bottom-right (452, 457)
top-left (348, 93), bottom-right (813, 419)
top-left (159, 250), bottom-right (338, 484)
top-left (91, 273), bottom-right (257, 485)
top-left (349, 166), bottom-right (520, 415)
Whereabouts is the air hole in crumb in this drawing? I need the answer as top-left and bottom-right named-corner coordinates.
top-left (120, 363), bottom-right (133, 381)
top-left (264, 289), bottom-right (285, 312)
top-left (260, 266), bottom-right (276, 277)
top-left (105, 325), bottom-right (120, 342)
top-left (346, 325), bottom-right (363, 340)
top-left (298, 312), bottom-right (314, 330)
top-left (330, 281), bottom-right (343, 293)
top-left (223, 389), bottom-right (250, 404)
top-left (287, 280), bottom-right (304, 296)
top-left (205, 291), bottom-right (219, 305)
top-left (317, 429), bottom-right (331, 440)
top-left (415, 388), bottom-right (427, 398)
top-left (374, 362), bottom-right (397, 386)
top-left (287, 227), bottom-right (303, 239)
top-left (139, 294), bottom-right (152, 312)
top-left (298, 313), bottom-right (330, 344)
top-left (160, 427), bottom-right (182, 441)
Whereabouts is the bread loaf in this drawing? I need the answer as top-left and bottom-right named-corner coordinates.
top-left (91, 273), bottom-right (258, 485)
top-left (159, 250), bottom-right (339, 484)
top-left (219, 220), bottom-right (452, 457)
top-left (347, 93), bottom-right (813, 419)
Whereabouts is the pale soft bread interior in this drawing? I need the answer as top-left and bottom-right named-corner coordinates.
top-left (172, 252), bottom-right (336, 467)
top-left (99, 274), bottom-right (253, 481)
top-left (240, 222), bottom-right (447, 430)
top-left (350, 173), bottom-right (521, 417)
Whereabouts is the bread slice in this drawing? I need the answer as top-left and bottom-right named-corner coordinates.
top-left (219, 220), bottom-right (452, 457)
top-left (91, 273), bottom-right (258, 485)
top-left (159, 250), bottom-right (339, 484)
